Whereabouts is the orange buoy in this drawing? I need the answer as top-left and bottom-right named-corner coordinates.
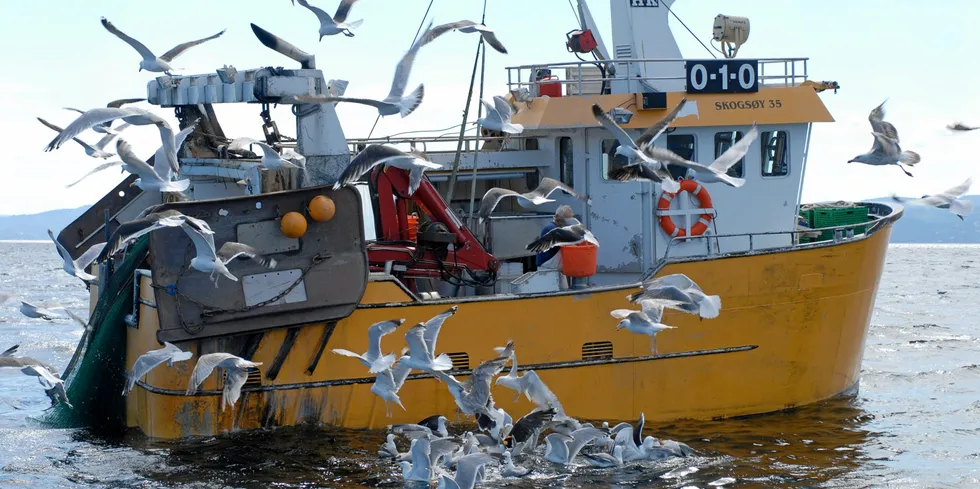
top-left (280, 211), bottom-right (308, 238)
top-left (308, 195), bottom-right (336, 222)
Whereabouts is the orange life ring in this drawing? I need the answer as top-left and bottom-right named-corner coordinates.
top-left (657, 180), bottom-right (714, 238)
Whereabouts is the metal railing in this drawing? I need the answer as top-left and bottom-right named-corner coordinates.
top-left (346, 133), bottom-right (527, 156)
top-left (506, 57), bottom-right (809, 96)
top-left (661, 218), bottom-right (885, 263)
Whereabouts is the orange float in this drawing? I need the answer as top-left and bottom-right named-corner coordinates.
top-left (657, 179), bottom-right (714, 238)
top-left (280, 211), bottom-right (308, 238)
top-left (308, 195), bottom-right (336, 222)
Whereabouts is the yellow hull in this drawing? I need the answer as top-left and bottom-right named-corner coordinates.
top-left (125, 225), bottom-right (890, 439)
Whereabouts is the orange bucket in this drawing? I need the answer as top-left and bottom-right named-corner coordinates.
top-left (560, 242), bottom-right (597, 278)
top-left (406, 214), bottom-right (419, 241)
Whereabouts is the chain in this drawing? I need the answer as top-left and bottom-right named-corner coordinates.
top-left (153, 253), bottom-right (331, 334)
top-left (260, 103), bottom-right (282, 146)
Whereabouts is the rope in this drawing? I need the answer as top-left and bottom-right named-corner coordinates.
top-left (661, 1), bottom-right (716, 59)
top-left (152, 253), bottom-right (331, 334)
top-left (465, 0), bottom-right (490, 229)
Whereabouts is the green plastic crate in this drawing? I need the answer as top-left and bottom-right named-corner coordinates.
top-left (811, 206), bottom-right (869, 240)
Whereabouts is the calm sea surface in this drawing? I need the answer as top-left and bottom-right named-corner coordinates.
top-left (0, 242), bottom-right (978, 488)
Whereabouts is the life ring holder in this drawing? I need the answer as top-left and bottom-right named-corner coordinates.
top-left (657, 180), bottom-right (715, 238)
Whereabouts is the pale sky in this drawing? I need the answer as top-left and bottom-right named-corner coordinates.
top-left (0, 0), bottom-right (977, 215)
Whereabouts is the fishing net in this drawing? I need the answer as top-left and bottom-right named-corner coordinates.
top-left (35, 236), bottom-right (150, 430)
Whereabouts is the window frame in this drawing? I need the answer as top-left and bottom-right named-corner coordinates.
top-left (713, 130), bottom-right (746, 178)
top-left (665, 133), bottom-right (696, 181)
top-left (558, 136), bottom-right (574, 186)
top-left (760, 130), bottom-right (790, 178)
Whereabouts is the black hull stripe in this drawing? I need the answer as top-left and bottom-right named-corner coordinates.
top-left (137, 345), bottom-right (757, 397)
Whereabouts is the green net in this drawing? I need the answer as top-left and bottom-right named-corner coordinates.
top-left (35, 236), bottom-right (149, 430)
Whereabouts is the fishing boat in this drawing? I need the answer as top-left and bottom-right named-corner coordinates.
top-left (46, 1), bottom-right (897, 440)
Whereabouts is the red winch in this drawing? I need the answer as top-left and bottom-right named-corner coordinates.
top-left (566, 29), bottom-right (597, 54)
top-left (365, 166), bottom-right (498, 292)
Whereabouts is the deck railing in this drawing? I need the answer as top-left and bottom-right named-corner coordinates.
top-left (661, 211), bottom-right (889, 265)
top-left (505, 57), bottom-right (809, 97)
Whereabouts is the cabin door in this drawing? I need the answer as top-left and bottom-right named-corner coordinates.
top-left (586, 131), bottom-right (653, 281)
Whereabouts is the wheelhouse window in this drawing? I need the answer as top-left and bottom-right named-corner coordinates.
top-left (761, 130), bottom-right (789, 177)
top-left (714, 131), bottom-right (745, 178)
top-left (559, 137), bottom-right (573, 186)
top-left (601, 139), bottom-right (628, 180)
top-left (666, 134), bottom-right (695, 181)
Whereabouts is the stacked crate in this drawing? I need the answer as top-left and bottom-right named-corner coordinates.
top-left (800, 206), bottom-right (869, 243)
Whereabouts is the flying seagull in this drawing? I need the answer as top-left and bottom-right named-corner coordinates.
top-left (216, 242), bottom-right (278, 269)
top-left (297, 0), bottom-right (363, 39)
top-left (627, 273), bottom-right (722, 320)
top-left (101, 17), bottom-right (225, 74)
top-left (525, 217), bottom-right (599, 253)
top-left (610, 300), bottom-right (677, 354)
top-left (122, 342), bottom-right (193, 395)
top-left (331, 318), bottom-right (405, 373)
top-left (293, 21), bottom-right (450, 117)
top-left (43, 106), bottom-right (180, 175)
top-left (478, 96), bottom-right (523, 135)
top-left (478, 177), bottom-right (590, 224)
top-left (947, 122), bottom-right (978, 132)
top-left (847, 100), bottom-right (920, 177)
top-left (592, 99), bottom-right (689, 192)
top-left (228, 138), bottom-right (303, 169)
top-left (116, 139), bottom-right (191, 194)
top-left (421, 20), bottom-right (508, 54)
top-left (37, 117), bottom-right (125, 159)
top-left (684, 123), bottom-right (760, 187)
top-left (99, 209), bottom-right (212, 262)
top-left (185, 353), bottom-right (263, 411)
top-left (47, 229), bottom-right (106, 283)
top-left (371, 360), bottom-right (412, 416)
top-left (19, 301), bottom-right (63, 321)
top-left (892, 177), bottom-right (974, 220)
top-left (21, 365), bottom-right (72, 409)
top-left (64, 98), bottom-right (144, 134)
top-left (332, 144), bottom-right (441, 195)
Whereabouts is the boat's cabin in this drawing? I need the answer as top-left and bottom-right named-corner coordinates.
top-left (58, 1), bottom-right (864, 308)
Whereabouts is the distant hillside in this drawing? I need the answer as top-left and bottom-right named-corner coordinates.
top-left (868, 195), bottom-right (980, 244)
top-left (0, 206), bottom-right (89, 240)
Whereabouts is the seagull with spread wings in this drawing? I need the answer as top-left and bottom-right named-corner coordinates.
top-left (684, 123), bottom-right (760, 187)
top-left (847, 99), bottom-right (921, 177)
top-left (293, 21), bottom-right (448, 117)
top-left (332, 144), bottom-right (441, 195)
top-left (116, 139), bottom-right (191, 194)
top-left (47, 229), bottom-right (106, 283)
top-left (297, 0), bottom-right (363, 39)
top-left (592, 99), bottom-right (689, 192)
top-left (478, 177), bottom-right (590, 224)
top-left (610, 300), bottom-right (677, 355)
top-left (101, 17), bottom-right (225, 74)
top-left (63, 98), bottom-right (144, 135)
top-left (123, 342), bottom-right (193, 395)
top-left (892, 177), bottom-right (974, 220)
top-left (331, 318), bottom-right (405, 373)
top-left (37, 117), bottom-right (126, 159)
top-left (524, 217), bottom-right (599, 253)
top-left (420, 20), bottom-right (508, 54)
top-left (185, 353), bottom-right (262, 411)
top-left (478, 95), bottom-right (523, 135)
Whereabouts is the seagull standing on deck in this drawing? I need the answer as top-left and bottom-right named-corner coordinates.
top-left (332, 144), bottom-right (441, 195)
top-left (892, 177), bottom-right (974, 220)
top-left (847, 99), bottom-right (921, 177)
top-left (100, 17), bottom-right (226, 74)
top-left (297, 0), bottom-right (364, 39)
